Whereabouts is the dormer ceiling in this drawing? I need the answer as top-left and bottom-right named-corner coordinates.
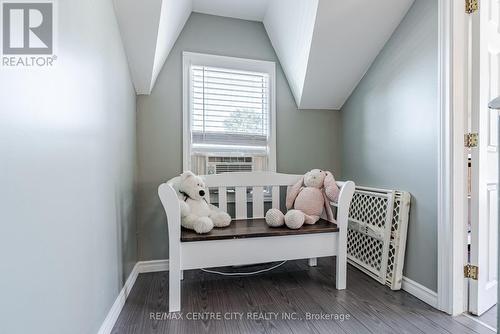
top-left (113, 0), bottom-right (414, 109)
top-left (192, 0), bottom-right (269, 21)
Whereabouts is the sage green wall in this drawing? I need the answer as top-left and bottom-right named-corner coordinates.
top-left (137, 13), bottom-right (341, 260)
top-left (340, 0), bottom-right (438, 291)
top-left (0, 1), bottom-right (137, 333)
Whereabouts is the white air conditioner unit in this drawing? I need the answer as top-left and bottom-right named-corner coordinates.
top-left (206, 156), bottom-right (254, 175)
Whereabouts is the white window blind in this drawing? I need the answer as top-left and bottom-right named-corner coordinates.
top-left (190, 65), bottom-right (270, 154)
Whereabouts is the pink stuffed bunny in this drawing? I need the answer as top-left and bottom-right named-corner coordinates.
top-left (265, 169), bottom-right (340, 229)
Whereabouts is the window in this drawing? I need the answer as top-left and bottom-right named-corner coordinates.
top-left (183, 52), bottom-right (276, 175)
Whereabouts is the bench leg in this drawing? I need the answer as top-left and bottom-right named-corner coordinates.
top-left (335, 234), bottom-right (347, 289)
top-left (335, 255), bottom-right (347, 290)
top-left (169, 262), bottom-right (181, 312)
top-left (308, 258), bottom-right (317, 267)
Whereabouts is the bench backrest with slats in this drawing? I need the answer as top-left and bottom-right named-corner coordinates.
top-left (159, 171), bottom-right (353, 243)
top-left (202, 171), bottom-right (349, 220)
top-left (203, 171), bottom-right (301, 219)
top-left (158, 172), bottom-right (355, 311)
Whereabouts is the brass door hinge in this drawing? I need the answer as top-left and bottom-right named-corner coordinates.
top-left (464, 264), bottom-right (479, 280)
top-left (466, 0), bottom-right (479, 14)
top-left (465, 133), bottom-right (479, 148)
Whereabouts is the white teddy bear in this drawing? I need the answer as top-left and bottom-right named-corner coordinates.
top-left (174, 171), bottom-right (231, 234)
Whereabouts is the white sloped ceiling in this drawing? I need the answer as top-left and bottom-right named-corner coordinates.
top-left (299, 0), bottom-right (414, 109)
top-left (192, 0), bottom-right (269, 21)
top-left (263, 0), bottom-right (319, 108)
top-left (114, 0), bottom-right (414, 108)
top-left (113, 0), bottom-right (191, 95)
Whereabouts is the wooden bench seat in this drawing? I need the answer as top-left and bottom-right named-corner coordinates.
top-left (181, 218), bottom-right (339, 242)
top-left (159, 171), bottom-right (355, 312)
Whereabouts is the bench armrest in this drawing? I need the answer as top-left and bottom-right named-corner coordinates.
top-left (335, 180), bottom-right (355, 230)
top-left (333, 180), bottom-right (355, 290)
top-left (158, 183), bottom-right (181, 258)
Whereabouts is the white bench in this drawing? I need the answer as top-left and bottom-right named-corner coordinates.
top-left (158, 171), bottom-right (355, 312)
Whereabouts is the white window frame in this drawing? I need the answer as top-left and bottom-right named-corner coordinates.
top-left (182, 51), bottom-right (277, 173)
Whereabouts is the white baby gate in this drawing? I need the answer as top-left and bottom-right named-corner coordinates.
top-left (346, 186), bottom-right (411, 290)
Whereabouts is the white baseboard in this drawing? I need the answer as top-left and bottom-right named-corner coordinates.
top-left (97, 263), bottom-right (140, 334)
top-left (97, 260), bottom-right (170, 334)
top-left (401, 276), bottom-right (438, 308)
top-left (137, 259), bottom-right (169, 273)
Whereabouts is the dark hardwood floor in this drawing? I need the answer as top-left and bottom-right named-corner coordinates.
top-left (475, 305), bottom-right (497, 329)
top-left (112, 257), bottom-right (494, 334)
